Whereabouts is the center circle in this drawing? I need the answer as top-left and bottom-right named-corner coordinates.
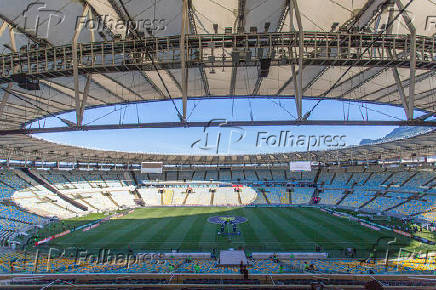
top-left (207, 215), bottom-right (247, 225)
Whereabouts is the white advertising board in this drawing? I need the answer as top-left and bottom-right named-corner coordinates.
top-left (289, 161), bottom-right (311, 172)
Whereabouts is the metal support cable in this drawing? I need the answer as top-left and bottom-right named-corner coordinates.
top-left (306, 0), bottom-right (415, 118)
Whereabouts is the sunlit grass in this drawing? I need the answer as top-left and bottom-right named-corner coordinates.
top-left (27, 207), bottom-right (434, 259)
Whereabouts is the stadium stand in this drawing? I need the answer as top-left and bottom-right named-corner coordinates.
top-left (179, 171), bottom-right (194, 182)
top-left (185, 187), bottom-right (211, 206)
top-left (319, 189), bottom-right (343, 206)
top-left (252, 188), bottom-right (268, 204)
top-left (0, 0), bottom-right (435, 287)
top-left (0, 170), bottom-right (49, 247)
top-left (292, 188), bottom-right (315, 204)
top-left (1, 167), bottom-right (434, 219)
top-left (0, 165), bottom-right (434, 288)
top-left (244, 169), bottom-right (258, 182)
top-left (138, 188), bottom-right (162, 206)
top-left (231, 170), bottom-right (244, 181)
top-left (0, 166), bottom-right (434, 249)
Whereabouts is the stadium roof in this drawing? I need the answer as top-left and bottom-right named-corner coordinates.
top-left (0, 0), bottom-right (435, 165)
top-left (0, 129), bottom-right (434, 165)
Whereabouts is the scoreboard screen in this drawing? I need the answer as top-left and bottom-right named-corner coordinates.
top-left (289, 161), bottom-right (311, 172)
top-left (141, 162), bottom-right (163, 173)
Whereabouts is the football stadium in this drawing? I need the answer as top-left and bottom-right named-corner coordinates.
top-left (0, 0), bottom-right (435, 288)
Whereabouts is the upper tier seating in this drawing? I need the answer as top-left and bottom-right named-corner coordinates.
top-left (271, 170), bottom-right (286, 181)
top-left (231, 170), bottom-right (244, 181)
top-left (1, 167), bottom-right (434, 226)
top-left (331, 173), bottom-right (352, 188)
top-left (318, 172), bottom-right (333, 185)
top-left (348, 173), bottom-right (371, 186)
top-left (218, 170), bottom-right (231, 181)
top-left (179, 171), bottom-right (194, 181)
top-left (364, 173), bottom-right (391, 190)
top-left (244, 170), bottom-right (258, 182)
top-left (340, 189), bottom-right (375, 208)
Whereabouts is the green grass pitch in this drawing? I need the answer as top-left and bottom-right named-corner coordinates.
top-left (38, 207), bottom-right (432, 258)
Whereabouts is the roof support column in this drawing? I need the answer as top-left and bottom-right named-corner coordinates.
top-left (391, 64), bottom-right (410, 116)
top-left (79, 8), bottom-right (94, 126)
top-left (187, 0), bottom-right (210, 96)
top-left (0, 84), bottom-right (12, 118)
top-left (386, 5), bottom-right (409, 118)
top-left (181, 0), bottom-right (189, 121)
top-left (79, 75), bottom-right (91, 125)
top-left (289, 1), bottom-right (297, 113)
top-left (291, 0), bottom-right (303, 119)
top-left (72, 4), bottom-right (90, 126)
top-left (395, 0), bottom-right (416, 120)
top-left (0, 21), bottom-right (7, 37)
top-left (229, 1), bottom-right (246, 99)
top-left (0, 25), bottom-right (17, 118)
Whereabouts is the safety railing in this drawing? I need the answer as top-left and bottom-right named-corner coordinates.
top-left (0, 32), bottom-right (435, 82)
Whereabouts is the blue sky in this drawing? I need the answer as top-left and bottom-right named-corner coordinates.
top-left (29, 97), bottom-right (421, 155)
